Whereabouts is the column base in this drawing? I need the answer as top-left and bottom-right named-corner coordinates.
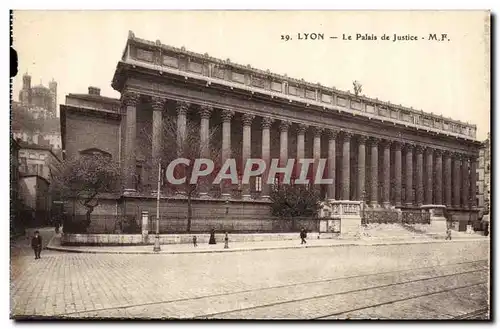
top-left (260, 195), bottom-right (270, 200)
top-left (405, 203), bottom-right (414, 207)
top-left (199, 192), bottom-right (210, 199)
top-left (382, 202), bottom-right (391, 209)
top-left (175, 192), bottom-right (187, 198)
top-left (242, 194), bottom-right (252, 201)
top-left (124, 189), bottom-right (137, 195)
top-left (370, 202), bottom-right (379, 208)
top-left (221, 193), bottom-right (232, 200)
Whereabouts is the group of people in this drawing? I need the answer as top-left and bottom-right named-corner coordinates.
top-left (192, 228), bottom-right (310, 248)
top-left (193, 229), bottom-right (230, 248)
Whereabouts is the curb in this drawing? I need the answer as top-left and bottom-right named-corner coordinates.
top-left (46, 236), bottom-right (488, 255)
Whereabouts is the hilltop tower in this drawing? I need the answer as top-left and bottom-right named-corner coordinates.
top-left (49, 79), bottom-right (57, 115)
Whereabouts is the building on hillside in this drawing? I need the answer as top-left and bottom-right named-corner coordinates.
top-left (12, 73), bottom-right (61, 151)
top-left (476, 132), bottom-right (491, 219)
top-left (59, 31), bottom-right (482, 233)
top-left (19, 73), bottom-right (57, 117)
top-left (18, 142), bottom-right (62, 182)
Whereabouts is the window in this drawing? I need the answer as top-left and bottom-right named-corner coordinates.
top-left (476, 172), bottom-right (479, 180)
top-left (255, 176), bottom-right (262, 192)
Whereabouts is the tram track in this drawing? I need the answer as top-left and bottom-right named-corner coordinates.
top-left (52, 259), bottom-right (488, 319)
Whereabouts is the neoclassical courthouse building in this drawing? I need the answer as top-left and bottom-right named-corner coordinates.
top-left (61, 31), bottom-right (481, 231)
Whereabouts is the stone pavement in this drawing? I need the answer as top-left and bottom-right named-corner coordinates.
top-left (10, 239), bottom-right (489, 319)
top-left (47, 232), bottom-right (488, 254)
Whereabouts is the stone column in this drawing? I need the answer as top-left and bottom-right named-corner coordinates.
top-left (462, 156), bottom-right (469, 208)
top-left (452, 153), bottom-right (461, 208)
top-left (261, 117), bottom-right (274, 199)
top-left (342, 132), bottom-right (352, 200)
top-left (122, 91), bottom-right (139, 194)
top-left (434, 150), bottom-right (443, 205)
top-left (175, 101), bottom-right (189, 196)
top-left (405, 144), bottom-right (414, 206)
top-left (382, 140), bottom-right (391, 208)
top-left (357, 135), bottom-right (366, 202)
top-left (296, 123), bottom-right (307, 180)
top-left (151, 96), bottom-right (165, 193)
top-left (425, 147), bottom-right (434, 205)
top-left (327, 130), bottom-right (338, 201)
top-left (393, 142), bottom-right (402, 207)
top-left (415, 145), bottom-right (424, 206)
top-left (369, 137), bottom-right (379, 206)
top-left (469, 156), bottom-right (477, 207)
top-left (220, 110), bottom-right (234, 199)
top-left (312, 127), bottom-right (323, 188)
top-left (198, 105), bottom-right (213, 198)
top-left (241, 113), bottom-right (255, 200)
top-left (443, 151), bottom-right (452, 207)
top-left (279, 120), bottom-right (291, 184)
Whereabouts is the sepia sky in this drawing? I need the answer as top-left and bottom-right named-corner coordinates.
top-left (12, 10), bottom-right (490, 140)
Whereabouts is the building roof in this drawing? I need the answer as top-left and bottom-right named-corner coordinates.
top-left (67, 93), bottom-right (120, 105)
top-left (18, 141), bottom-right (62, 162)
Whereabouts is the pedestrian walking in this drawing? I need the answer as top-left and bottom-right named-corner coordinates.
top-left (445, 226), bottom-right (452, 240)
top-left (31, 230), bottom-right (42, 259)
top-left (300, 228), bottom-right (307, 245)
top-left (224, 232), bottom-right (229, 249)
top-left (192, 235), bottom-right (197, 247)
top-left (208, 229), bottom-right (216, 245)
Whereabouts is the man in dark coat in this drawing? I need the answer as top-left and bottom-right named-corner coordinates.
top-left (300, 228), bottom-right (307, 245)
top-left (31, 230), bottom-right (42, 259)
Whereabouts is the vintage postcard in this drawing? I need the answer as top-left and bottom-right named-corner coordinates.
top-left (10, 10), bottom-right (490, 320)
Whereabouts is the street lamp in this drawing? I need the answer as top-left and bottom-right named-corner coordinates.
top-left (153, 161), bottom-right (161, 252)
top-left (361, 189), bottom-right (366, 225)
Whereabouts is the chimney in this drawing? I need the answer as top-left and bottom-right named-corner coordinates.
top-left (88, 86), bottom-right (101, 96)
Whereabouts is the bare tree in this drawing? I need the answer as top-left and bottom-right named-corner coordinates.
top-left (51, 153), bottom-right (121, 229)
top-left (353, 80), bottom-right (363, 96)
top-left (144, 116), bottom-right (222, 232)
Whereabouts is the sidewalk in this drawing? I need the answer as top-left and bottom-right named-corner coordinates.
top-left (46, 233), bottom-right (489, 255)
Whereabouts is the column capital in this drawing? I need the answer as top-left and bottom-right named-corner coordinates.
top-left (242, 113), bottom-right (255, 127)
top-left (403, 143), bottom-right (415, 151)
top-left (358, 135), bottom-right (368, 144)
top-left (434, 149), bottom-right (443, 156)
top-left (312, 126), bottom-right (323, 137)
top-left (261, 117), bottom-right (274, 129)
top-left (122, 91), bottom-right (140, 107)
top-left (297, 123), bottom-right (308, 134)
top-left (391, 140), bottom-right (402, 151)
top-left (279, 120), bottom-right (291, 132)
top-left (176, 101), bottom-right (190, 115)
top-left (442, 150), bottom-right (452, 158)
top-left (425, 147), bottom-right (434, 156)
top-left (415, 145), bottom-right (425, 154)
top-left (380, 139), bottom-right (391, 148)
top-left (199, 105), bottom-right (213, 119)
top-left (221, 109), bottom-right (235, 122)
top-left (368, 136), bottom-right (380, 146)
top-left (151, 96), bottom-right (166, 111)
top-left (341, 131), bottom-right (353, 141)
top-left (454, 152), bottom-right (464, 160)
top-left (327, 129), bottom-right (340, 140)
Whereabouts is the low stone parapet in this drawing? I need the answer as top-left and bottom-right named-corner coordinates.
top-left (61, 231), bottom-right (333, 246)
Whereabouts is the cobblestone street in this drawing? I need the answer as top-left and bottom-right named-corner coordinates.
top-left (10, 237), bottom-right (489, 320)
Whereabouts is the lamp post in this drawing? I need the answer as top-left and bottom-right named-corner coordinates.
top-left (361, 189), bottom-right (366, 225)
top-left (153, 161), bottom-right (161, 252)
